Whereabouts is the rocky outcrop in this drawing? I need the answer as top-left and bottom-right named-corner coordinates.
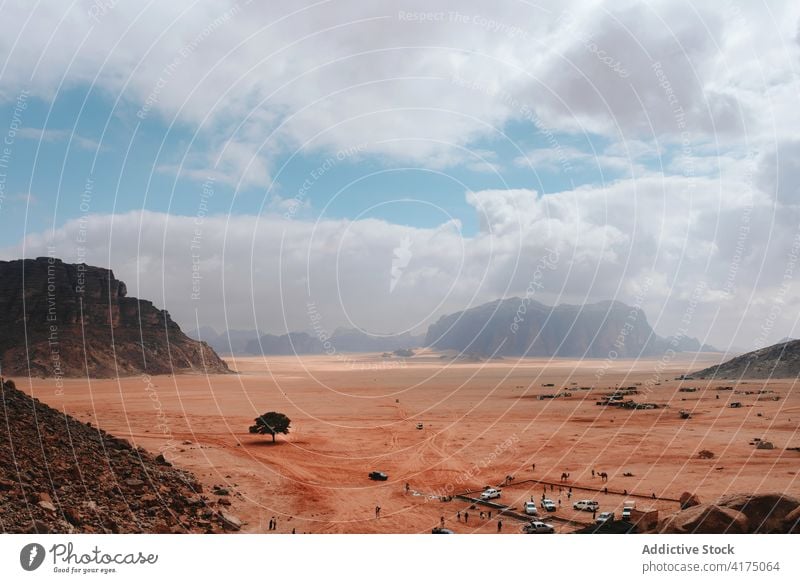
top-left (424, 298), bottom-right (702, 358)
top-left (0, 258), bottom-right (230, 377)
top-left (679, 491), bottom-right (701, 509)
top-left (657, 493), bottom-right (800, 534)
top-left (0, 377), bottom-right (238, 533)
top-left (659, 504), bottom-right (748, 534)
top-left (693, 339), bottom-right (800, 379)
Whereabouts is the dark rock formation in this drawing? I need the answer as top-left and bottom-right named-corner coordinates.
top-left (424, 298), bottom-right (706, 358)
top-left (0, 377), bottom-right (237, 533)
top-left (679, 491), bottom-right (701, 509)
top-left (657, 493), bottom-right (800, 534)
top-left (0, 258), bottom-right (230, 377)
top-left (659, 504), bottom-right (748, 534)
top-left (693, 339), bottom-right (800, 379)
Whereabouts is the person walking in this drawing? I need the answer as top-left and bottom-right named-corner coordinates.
top-left (464, 511), bottom-right (469, 524)
top-left (440, 516), bottom-right (445, 528)
top-left (488, 510), bottom-right (492, 519)
top-left (592, 508), bottom-right (597, 521)
top-left (375, 505), bottom-right (381, 518)
top-left (497, 520), bottom-right (503, 533)
top-left (457, 511), bottom-right (461, 522)
top-left (592, 469), bottom-right (595, 478)
top-left (479, 511), bottom-right (485, 520)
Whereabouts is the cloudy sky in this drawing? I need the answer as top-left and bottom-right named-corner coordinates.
top-left (1, 0), bottom-right (799, 351)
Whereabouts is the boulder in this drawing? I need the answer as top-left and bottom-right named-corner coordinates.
top-left (717, 493), bottom-right (800, 533)
top-left (782, 505), bottom-right (800, 533)
top-left (219, 511), bottom-right (242, 531)
top-left (679, 492), bottom-right (701, 509)
top-left (660, 504), bottom-right (748, 534)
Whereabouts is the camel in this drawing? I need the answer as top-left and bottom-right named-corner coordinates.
top-left (599, 471), bottom-right (608, 482)
top-left (560, 472), bottom-right (570, 482)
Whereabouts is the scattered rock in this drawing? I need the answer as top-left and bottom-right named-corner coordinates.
top-left (0, 377), bottom-right (233, 533)
top-left (697, 450), bottom-right (715, 459)
top-left (679, 492), bottom-right (701, 509)
top-left (213, 487), bottom-right (229, 496)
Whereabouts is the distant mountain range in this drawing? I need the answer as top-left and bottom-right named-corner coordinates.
top-left (187, 327), bottom-right (425, 356)
top-left (693, 339), bottom-right (800, 379)
top-left (193, 297), bottom-right (717, 358)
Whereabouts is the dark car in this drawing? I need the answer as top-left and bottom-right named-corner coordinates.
top-left (431, 527), bottom-right (454, 534)
top-left (369, 471), bottom-right (388, 481)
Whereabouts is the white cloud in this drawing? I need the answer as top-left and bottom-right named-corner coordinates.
top-left (1, 0), bottom-right (798, 181)
top-left (4, 163), bottom-right (798, 350)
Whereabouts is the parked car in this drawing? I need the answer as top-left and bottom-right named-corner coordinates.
top-left (542, 498), bottom-right (557, 512)
top-left (522, 520), bottom-right (555, 534)
top-left (622, 501), bottom-right (635, 520)
top-left (573, 500), bottom-right (599, 511)
top-left (596, 511), bottom-right (615, 524)
top-left (480, 488), bottom-right (501, 500)
top-left (431, 527), bottom-right (454, 534)
top-left (523, 501), bottom-right (538, 515)
top-left (368, 471), bottom-right (388, 481)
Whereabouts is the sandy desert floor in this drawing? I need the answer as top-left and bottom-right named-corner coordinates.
top-left (19, 352), bottom-right (800, 533)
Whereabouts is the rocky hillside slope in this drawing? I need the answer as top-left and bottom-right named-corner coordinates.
top-left (0, 377), bottom-right (242, 533)
top-left (693, 339), bottom-right (800, 379)
top-left (0, 258), bottom-right (230, 377)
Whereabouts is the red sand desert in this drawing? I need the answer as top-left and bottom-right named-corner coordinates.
top-left (21, 352), bottom-right (800, 533)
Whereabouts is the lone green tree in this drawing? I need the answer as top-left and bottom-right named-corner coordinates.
top-left (249, 411), bottom-right (291, 442)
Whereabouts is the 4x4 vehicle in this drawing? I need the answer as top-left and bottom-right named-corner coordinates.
top-left (573, 500), bottom-right (599, 511)
top-left (522, 520), bottom-right (555, 534)
top-left (480, 488), bottom-right (501, 500)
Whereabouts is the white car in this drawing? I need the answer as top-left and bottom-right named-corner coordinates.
top-left (480, 488), bottom-right (501, 500)
top-left (574, 500), bottom-right (599, 512)
top-left (522, 520), bottom-right (555, 534)
top-left (596, 511), bottom-right (615, 524)
top-left (523, 501), bottom-right (538, 515)
top-left (542, 498), bottom-right (557, 512)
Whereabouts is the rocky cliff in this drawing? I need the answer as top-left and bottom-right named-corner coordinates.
top-left (0, 258), bottom-right (230, 377)
top-left (425, 298), bottom-right (673, 358)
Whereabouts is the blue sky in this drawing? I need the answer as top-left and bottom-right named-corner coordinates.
top-left (0, 86), bottom-right (640, 247)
